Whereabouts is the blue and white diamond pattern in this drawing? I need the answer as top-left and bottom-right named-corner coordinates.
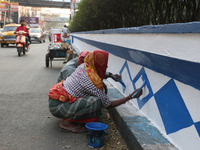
top-left (119, 60), bottom-right (200, 136)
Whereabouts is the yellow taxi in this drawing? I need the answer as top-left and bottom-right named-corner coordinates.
top-left (0, 23), bottom-right (20, 47)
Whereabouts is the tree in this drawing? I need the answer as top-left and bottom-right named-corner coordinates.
top-left (68, 0), bottom-right (200, 32)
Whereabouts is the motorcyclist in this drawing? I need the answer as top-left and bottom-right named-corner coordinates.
top-left (15, 19), bottom-right (30, 49)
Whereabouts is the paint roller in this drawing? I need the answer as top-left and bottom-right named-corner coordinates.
top-left (110, 74), bottom-right (126, 88)
top-left (132, 80), bottom-right (146, 98)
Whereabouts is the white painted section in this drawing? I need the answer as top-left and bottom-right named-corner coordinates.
top-left (71, 31), bottom-right (200, 150)
top-left (144, 68), bottom-right (171, 95)
top-left (141, 96), bottom-right (166, 136)
top-left (175, 80), bottom-right (200, 122)
top-left (169, 125), bottom-right (200, 150)
top-left (73, 33), bottom-right (200, 63)
top-left (73, 38), bottom-right (98, 52)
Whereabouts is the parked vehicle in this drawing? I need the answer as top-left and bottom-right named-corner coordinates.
top-left (30, 28), bottom-right (45, 43)
top-left (0, 24), bottom-right (20, 47)
top-left (0, 28), bottom-right (3, 33)
top-left (15, 30), bottom-right (29, 57)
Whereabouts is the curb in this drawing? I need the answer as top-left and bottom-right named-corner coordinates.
top-left (105, 80), bottom-right (178, 150)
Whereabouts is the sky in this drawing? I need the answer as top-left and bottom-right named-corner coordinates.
top-left (44, 8), bottom-right (70, 17)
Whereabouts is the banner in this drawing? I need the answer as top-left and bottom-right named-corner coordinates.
top-left (9, 3), bottom-right (18, 12)
top-left (59, 17), bottom-right (68, 22)
top-left (20, 16), bottom-right (29, 23)
top-left (51, 17), bottom-right (59, 22)
top-left (44, 18), bottom-right (50, 21)
top-left (0, 1), bottom-right (8, 12)
top-left (44, 17), bottom-right (69, 22)
top-left (30, 17), bottom-right (39, 27)
top-left (29, 17), bottom-right (39, 24)
top-left (21, 16), bottom-right (39, 28)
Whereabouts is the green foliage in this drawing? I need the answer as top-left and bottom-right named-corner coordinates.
top-left (68, 0), bottom-right (200, 32)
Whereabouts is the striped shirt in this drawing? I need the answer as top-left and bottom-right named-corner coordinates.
top-left (63, 63), bottom-right (111, 108)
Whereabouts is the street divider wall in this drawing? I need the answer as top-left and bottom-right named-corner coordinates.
top-left (70, 22), bottom-right (200, 150)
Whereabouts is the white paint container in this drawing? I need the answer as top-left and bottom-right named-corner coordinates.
top-left (51, 29), bottom-right (62, 44)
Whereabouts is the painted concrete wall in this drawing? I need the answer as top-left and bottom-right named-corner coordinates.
top-left (70, 22), bottom-right (200, 150)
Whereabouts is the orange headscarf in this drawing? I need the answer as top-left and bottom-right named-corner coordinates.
top-left (84, 50), bottom-right (109, 91)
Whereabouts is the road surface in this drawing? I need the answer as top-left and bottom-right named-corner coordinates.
top-left (0, 40), bottom-right (91, 150)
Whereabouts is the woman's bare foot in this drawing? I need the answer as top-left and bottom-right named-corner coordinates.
top-left (59, 120), bottom-right (86, 133)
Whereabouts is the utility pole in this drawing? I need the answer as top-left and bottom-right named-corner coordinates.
top-left (4, 0), bottom-right (10, 25)
top-left (4, 12), bottom-right (6, 26)
top-left (8, 0), bottom-right (10, 23)
top-left (74, 1), bottom-right (75, 14)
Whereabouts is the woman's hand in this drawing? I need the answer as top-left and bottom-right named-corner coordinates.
top-left (114, 74), bottom-right (121, 81)
top-left (107, 88), bottom-right (143, 109)
top-left (110, 73), bottom-right (122, 81)
top-left (129, 88), bottom-right (143, 99)
top-left (103, 82), bottom-right (108, 95)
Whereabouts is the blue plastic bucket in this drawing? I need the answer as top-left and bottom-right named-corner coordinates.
top-left (85, 122), bottom-right (108, 148)
top-left (66, 39), bottom-right (71, 45)
top-left (62, 39), bottom-right (71, 45)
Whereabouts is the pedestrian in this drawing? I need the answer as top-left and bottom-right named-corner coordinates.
top-left (48, 50), bottom-right (143, 133)
top-left (62, 25), bottom-right (69, 40)
top-left (48, 27), bottom-right (53, 42)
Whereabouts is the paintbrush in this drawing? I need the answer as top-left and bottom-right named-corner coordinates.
top-left (110, 74), bottom-right (126, 88)
top-left (132, 80), bottom-right (146, 98)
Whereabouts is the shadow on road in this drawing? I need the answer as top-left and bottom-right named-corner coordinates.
top-left (1, 45), bottom-right (16, 48)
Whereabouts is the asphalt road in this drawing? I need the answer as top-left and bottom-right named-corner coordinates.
top-left (0, 40), bottom-right (91, 150)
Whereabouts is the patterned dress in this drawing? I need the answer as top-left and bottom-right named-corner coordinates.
top-left (48, 50), bottom-right (111, 122)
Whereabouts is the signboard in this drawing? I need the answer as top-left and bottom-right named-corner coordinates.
top-left (20, 16), bottom-right (29, 23)
top-left (29, 17), bottom-right (39, 28)
top-left (51, 17), bottom-right (59, 22)
top-left (30, 17), bottom-right (39, 24)
top-left (44, 18), bottom-right (50, 21)
top-left (21, 16), bottom-right (39, 28)
top-left (0, 1), bottom-right (8, 12)
top-left (9, 3), bottom-right (18, 12)
top-left (59, 17), bottom-right (68, 22)
top-left (44, 17), bottom-right (69, 22)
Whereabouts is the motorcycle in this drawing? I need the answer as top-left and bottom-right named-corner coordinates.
top-left (15, 30), bottom-right (30, 57)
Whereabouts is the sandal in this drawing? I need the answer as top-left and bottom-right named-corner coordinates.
top-left (59, 125), bottom-right (87, 133)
